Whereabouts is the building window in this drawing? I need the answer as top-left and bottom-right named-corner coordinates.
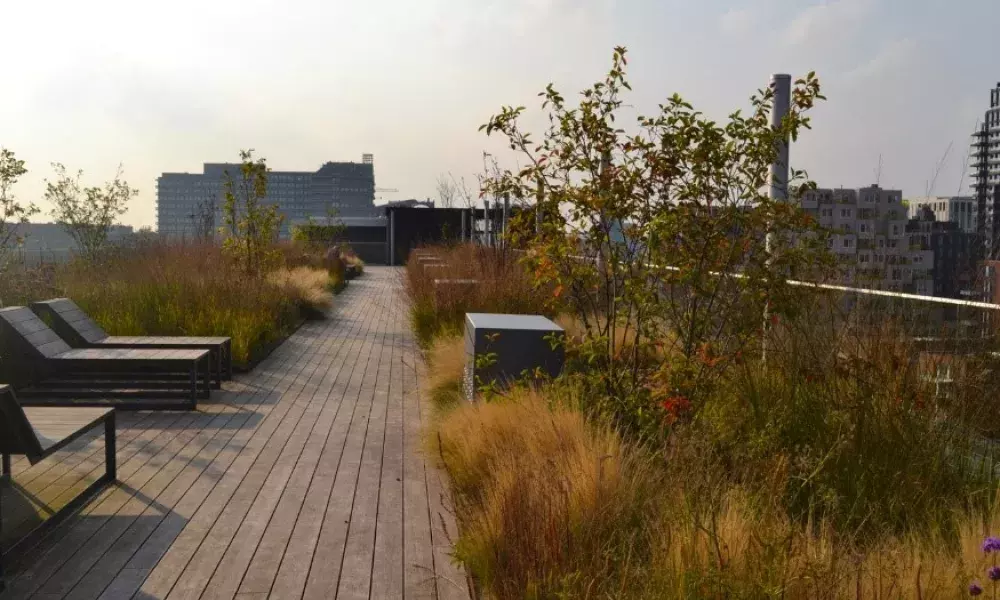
top-left (843, 238), bottom-right (853, 248)
top-left (841, 209), bottom-right (852, 218)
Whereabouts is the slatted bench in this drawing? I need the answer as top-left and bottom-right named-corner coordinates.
top-left (0, 385), bottom-right (116, 591)
top-left (32, 298), bottom-right (232, 388)
top-left (0, 307), bottom-right (210, 410)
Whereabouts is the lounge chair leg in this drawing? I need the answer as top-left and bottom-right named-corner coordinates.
top-left (105, 414), bottom-right (117, 481)
top-left (1, 473), bottom-right (5, 592)
top-left (214, 349), bottom-right (222, 389)
top-left (190, 366), bottom-right (197, 406)
top-left (203, 359), bottom-right (211, 398)
top-left (1, 453), bottom-right (6, 591)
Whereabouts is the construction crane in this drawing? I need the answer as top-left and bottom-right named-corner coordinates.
top-left (874, 154), bottom-right (883, 186)
top-left (925, 142), bottom-right (953, 198)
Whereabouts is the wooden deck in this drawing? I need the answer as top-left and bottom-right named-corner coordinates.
top-left (1, 267), bottom-right (471, 600)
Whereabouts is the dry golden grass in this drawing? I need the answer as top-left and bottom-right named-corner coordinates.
top-left (423, 334), bottom-right (467, 411)
top-left (267, 266), bottom-right (335, 315)
top-left (423, 331), bottom-right (1000, 598)
top-left (433, 388), bottom-right (661, 599)
top-left (2, 242), bottom-right (339, 370)
top-left (432, 386), bottom-right (1000, 599)
top-left (406, 244), bottom-right (549, 346)
top-left (412, 248), bottom-right (1000, 598)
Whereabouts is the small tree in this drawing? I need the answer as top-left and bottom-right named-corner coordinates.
top-left (481, 46), bottom-right (833, 435)
top-left (190, 196), bottom-right (218, 241)
top-left (436, 174), bottom-right (458, 208)
top-left (221, 149), bottom-right (283, 277)
top-left (46, 163), bottom-right (137, 260)
top-left (290, 206), bottom-right (346, 249)
top-left (0, 148), bottom-right (38, 267)
top-left (452, 173), bottom-right (477, 209)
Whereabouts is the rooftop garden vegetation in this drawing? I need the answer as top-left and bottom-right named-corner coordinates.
top-left (0, 149), bottom-right (357, 371)
top-left (408, 47), bottom-right (1000, 598)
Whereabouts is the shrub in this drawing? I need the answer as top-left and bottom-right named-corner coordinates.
top-left (405, 243), bottom-right (550, 347)
top-left (324, 248), bottom-right (348, 294)
top-left (431, 373), bottom-right (1000, 599)
top-left (416, 46), bottom-right (1000, 598)
top-left (423, 334), bottom-right (467, 412)
top-left (267, 266), bottom-right (335, 319)
top-left (435, 387), bottom-right (665, 599)
top-left (481, 46), bottom-right (833, 437)
top-left (36, 242), bottom-right (309, 368)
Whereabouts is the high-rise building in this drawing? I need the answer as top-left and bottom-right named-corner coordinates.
top-left (157, 156), bottom-right (378, 239)
top-left (907, 196), bottom-right (977, 234)
top-left (971, 83), bottom-right (1000, 258)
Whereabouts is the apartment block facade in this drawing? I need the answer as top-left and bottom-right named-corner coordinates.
top-left (907, 196), bottom-right (977, 234)
top-left (801, 185), bottom-right (919, 292)
top-left (157, 155), bottom-right (378, 239)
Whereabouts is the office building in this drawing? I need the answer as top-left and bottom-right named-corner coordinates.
top-left (907, 196), bottom-right (977, 234)
top-left (971, 83), bottom-right (1000, 258)
top-left (800, 185), bottom-right (916, 292)
top-left (157, 154), bottom-right (379, 239)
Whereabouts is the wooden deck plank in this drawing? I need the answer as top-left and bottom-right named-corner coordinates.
top-left (8, 305), bottom-right (326, 598)
top-left (298, 282), bottom-right (389, 600)
top-left (263, 290), bottom-right (383, 600)
top-left (60, 406), bottom-right (246, 600)
top-left (28, 410), bottom-right (212, 596)
top-left (371, 289), bottom-right (406, 600)
top-left (196, 305), bottom-right (373, 600)
top-left (335, 280), bottom-right (394, 600)
top-left (141, 286), bottom-right (376, 599)
top-left (155, 307), bottom-right (360, 600)
top-left (1, 268), bottom-right (471, 600)
top-left (3, 411), bottom-right (196, 596)
top-left (236, 285), bottom-right (379, 598)
top-left (137, 325), bottom-right (342, 599)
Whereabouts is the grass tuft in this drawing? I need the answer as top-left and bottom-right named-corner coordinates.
top-left (1, 241), bottom-right (344, 370)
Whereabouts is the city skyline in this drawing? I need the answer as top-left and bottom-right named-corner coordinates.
top-left (1, 0), bottom-right (998, 230)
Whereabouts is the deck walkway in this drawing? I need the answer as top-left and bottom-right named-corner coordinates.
top-left (1, 267), bottom-right (471, 600)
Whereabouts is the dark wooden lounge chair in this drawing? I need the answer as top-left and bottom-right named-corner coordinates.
top-left (31, 298), bottom-right (232, 388)
top-left (0, 307), bottom-right (210, 410)
top-left (0, 384), bottom-right (116, 591)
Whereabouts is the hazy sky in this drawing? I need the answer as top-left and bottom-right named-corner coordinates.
top-left (1, 0), bottom-right (997, 229)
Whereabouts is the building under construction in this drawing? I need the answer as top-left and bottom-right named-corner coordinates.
top-left (971, 83), bottom-right (1000, 259)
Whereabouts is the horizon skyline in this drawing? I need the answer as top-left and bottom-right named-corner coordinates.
top-left (2, 0), bottom-right (998, 229)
